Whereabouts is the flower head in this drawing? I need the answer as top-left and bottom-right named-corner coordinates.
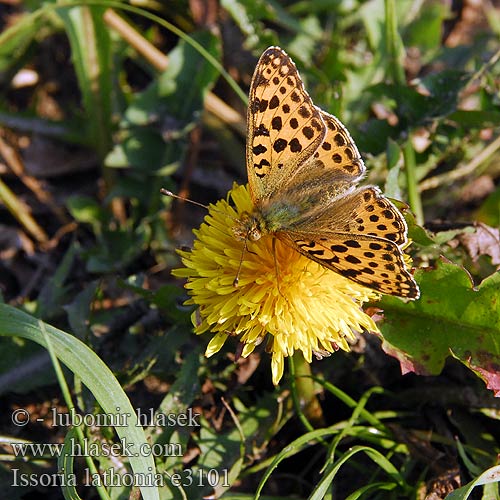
top-left (172, 184), bottom-right (380, 385)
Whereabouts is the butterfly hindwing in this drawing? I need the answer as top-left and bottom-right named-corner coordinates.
top-left (277, 185), bottom-right (416, 296)
top-left (279, 231), bottom-right (419, 298)
top-left (316, 187), bottom-right (409, 246)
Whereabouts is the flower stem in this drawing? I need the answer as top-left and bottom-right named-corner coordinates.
top-left (403, 139), bottom-right (424, 225)
top-left (289, 353), bottom-right (325, 427)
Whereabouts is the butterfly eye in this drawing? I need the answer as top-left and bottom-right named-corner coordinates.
top-left (248, 228), bottom-right (262, 241)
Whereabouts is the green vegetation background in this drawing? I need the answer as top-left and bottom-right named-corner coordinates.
top-left (0, 1), bottom-right (499, 499)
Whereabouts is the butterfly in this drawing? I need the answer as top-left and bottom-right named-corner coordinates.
top-left (233, 46), bottom-right (419, 299)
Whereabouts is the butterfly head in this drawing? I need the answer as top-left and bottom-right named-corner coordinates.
top-left (233, 212), bottom-right (263, 242)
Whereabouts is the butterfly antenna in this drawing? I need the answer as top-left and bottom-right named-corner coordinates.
top-left (160, 188), bottom-right (211, 210)
top-left (160, 188), bottom-right (240, 223)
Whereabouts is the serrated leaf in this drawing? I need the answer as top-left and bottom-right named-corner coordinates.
top-left (377, 259), bottom-right (500, 395)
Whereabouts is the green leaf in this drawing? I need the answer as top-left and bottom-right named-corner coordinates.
top-left (377, 260), bottom-right (500, 395)
top-left (36, 244), bottom-right (78, 319)
top-left (404, 210), bottom-right (435, 247)
top-left (149, 349), bottom-right (201, 444)
top-left (66, 195), bottom-right (108, 230)
top-left (402, 2), bottom-right (449, 53)
top-left (85, 226), bottom-right (148, 273)
top-left (115, 32), bottom-right (221, 175)
top-left (0, 304), bottom-right (161, 500)
top-left (58, 427), bottom-right (82, 500)
top-left (367, 74), bottom-right (467, 129)
top-left (0, 337), bottom-right (54, 395)
top-left (64, 281), bottom-right (99, 340)
top-left (448, 110), bottom-right (500, 128)
top-left (157, 31), bottom-right (219, 110)
top-left (310, 446), bottom-right (408, 500)
top-left (418, 69), bottom-right (468, 115)
top-left (385, 139), bottom-right (402, 199)
top-left (220, 0), bottom-right (277, 49)
top-left (386, 138), bottom-right (401, 170)
top-left (476, 185), bottom-right (500, 227)
top-left (55, 5), bottom-right (113, 157)
top-left (445, 464), bottom-right (500, 499)
top-left (0, 7), bottom-right (46, 75)
top-left (356, 119), bottom-right (397, 155)
top-left (105, 130), bottom-right (167, 172)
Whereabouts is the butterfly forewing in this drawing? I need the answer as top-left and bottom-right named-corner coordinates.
top-left (313, 110), bottom-right (365, 183)
top-left (273, 110), bottom-right (367, 204)
top-left (247, 47), bottom-right (326, 203)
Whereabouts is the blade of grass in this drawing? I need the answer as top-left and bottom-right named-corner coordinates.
top-left (384, 0), bottom-right (405, 86)
top-left (58, 427), bottom-right (85, 500)
top-left (445, 464), bottom-right (500, 499)
top-left (0, 4), bottom-right (48, 73)
top-left (54, 3), bottom-right (122, 218)
top-left (344, 481), bottom-right (398, 499)
top-left (102, 8), bottom-right (246, 136)
top-left (0, 304), bottom-right (161, 500)
top-left (384, 0), bottom-right (424, 225)
top-left (254, 424), bottom-right (346, 499)
top-left (403, 140), bottom-right (423, 225)
top-left (310, 445), bottom-right (410, 500)
top-left (312, 376), bottom-right (388, 430)
top-left (55, 0), bottom-right (247, 105)
top-left (55, 4), bottom-right (113, 159)
top-left (326, 386), bottom-right (385, 464)
top-left (0, 176), bottom-right (48, 243)
top-left (40, 319), bottom-right (109, 500)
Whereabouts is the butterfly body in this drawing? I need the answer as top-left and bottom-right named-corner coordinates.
top-left (238, 46), bottom-right (420, 299)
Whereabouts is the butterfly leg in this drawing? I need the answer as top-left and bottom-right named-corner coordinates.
top-left (272, 236), bottom-right (290, 303)
top-left (233, 229), bottom-right (261, 287)
top-left (233, 236), bottom-right (249, 287)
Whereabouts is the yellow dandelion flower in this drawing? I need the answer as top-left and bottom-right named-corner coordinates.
top-left (172, 184), bottom-right (380, 385)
